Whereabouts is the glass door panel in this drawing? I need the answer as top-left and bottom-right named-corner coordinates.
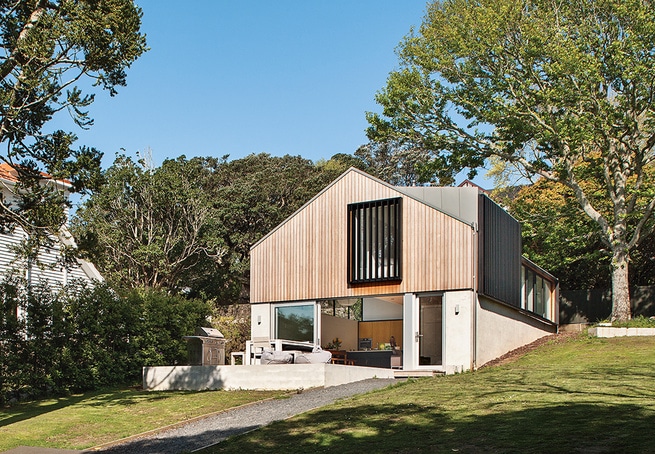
top-left (419, 295), bottom-right (442, 366)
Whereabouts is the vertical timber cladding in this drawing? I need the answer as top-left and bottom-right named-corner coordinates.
top-left (478, 195), bottom-right (521, 307)
top-left (249, 169), bottom-right (477, 303)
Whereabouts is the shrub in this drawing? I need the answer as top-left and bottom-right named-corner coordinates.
top-left (0, 281), bottom-right (211, 404)
top-left (611, 315), bottom-right (655, 328)
top-left (211, 304), bottom-right (250, 361)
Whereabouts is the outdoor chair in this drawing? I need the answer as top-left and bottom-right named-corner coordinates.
top-left (249, 337), bottom-right (273, 364)
top-left (329, 350), bottom-right (355, 365)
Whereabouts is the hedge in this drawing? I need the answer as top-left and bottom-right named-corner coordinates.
top-left (0, 279), bottom-right (211, 404)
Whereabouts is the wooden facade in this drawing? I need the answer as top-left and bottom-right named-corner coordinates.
top-left (250, 169), bottom-right (475, 303)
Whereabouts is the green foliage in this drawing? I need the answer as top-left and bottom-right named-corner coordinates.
top-left (0, 0), bottom-right (147, 243)
top-left (74, 153), bottom-right (342, 303)
top-left (0, 280), bottom-right (210, 404)
top-left (211, 304), bottom-right (250, 360)
top-left (354, 142), bottom-right (434, 186)
top-left (498, 176), bottom-right (655, 290)
top-left (129, 288), bottom-right (212, 366)
top-left (609, 315), bottom-right (655, 328)
top-left (367, 0), bottom-right (655, 320)
top-left (73, 155), bottom-right (223, 294)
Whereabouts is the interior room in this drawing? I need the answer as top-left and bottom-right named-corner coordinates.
top-left (321, 295), bottom-right (403, 368)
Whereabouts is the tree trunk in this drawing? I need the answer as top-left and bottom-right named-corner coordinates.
top-left (610, 248), bottom-right (631, 322)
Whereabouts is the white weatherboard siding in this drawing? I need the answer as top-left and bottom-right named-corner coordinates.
top-left (0, 230), bottom-right (23, 278)
top-left (0, 227), bottom-right (102, 287)
top-left (1, 164), bottom-right (102, 289)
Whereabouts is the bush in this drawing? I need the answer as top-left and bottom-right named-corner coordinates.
top-left (128, 288), bottom-right (212, 366)
top-left (611, 315), bottom-right (655, 328)
top-left (0, 281), bottom-right (211, 404)
top-left (211, 304), bottom-right (250, 360)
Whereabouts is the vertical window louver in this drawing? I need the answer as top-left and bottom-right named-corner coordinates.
top-left (348, 197), bottom-right (402, 283)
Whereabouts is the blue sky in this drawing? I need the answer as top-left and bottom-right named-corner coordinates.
top-left (54, 1), bottom-right (432, 170)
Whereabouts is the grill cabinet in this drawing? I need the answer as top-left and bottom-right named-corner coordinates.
top-left (184, 327), bottom-right (225, 366)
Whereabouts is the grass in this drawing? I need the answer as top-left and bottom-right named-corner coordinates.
top-left (3, 334), bottom-right (655, 453)
top-left (0, 387), bottom-right (284, 451)
top-left (202, 334), bottom-right (655, 453)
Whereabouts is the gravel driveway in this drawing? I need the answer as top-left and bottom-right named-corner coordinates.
top-left (89, 378), bottom-right (398, 454)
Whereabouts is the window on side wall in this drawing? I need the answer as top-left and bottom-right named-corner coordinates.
top-left (274, 304), bottom-right (315, 343)
top-left (522, 266), bottom-right (552, 319)
top-left (348, 197), bottom-right (402, 284)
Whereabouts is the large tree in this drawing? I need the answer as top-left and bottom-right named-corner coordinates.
top-left (74, 153), bottom-right (339, 303)
top-left (367, 0), bottom-right (655, 321)
top-left (0, 0), bottom-right (146, 242)
top-left (496, 177), bottom-right (655, 291)
top-left (73, 155), bottom-right (224, 293)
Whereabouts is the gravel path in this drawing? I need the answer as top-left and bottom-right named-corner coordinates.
top-left (89, 378), bottom-right (398, 454)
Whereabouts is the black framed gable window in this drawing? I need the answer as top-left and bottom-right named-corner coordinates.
top-left (348, 197), bottom-right (402, 283)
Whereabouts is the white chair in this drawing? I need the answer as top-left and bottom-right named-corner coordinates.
top-left (249, 337), bottom-right (272, 364)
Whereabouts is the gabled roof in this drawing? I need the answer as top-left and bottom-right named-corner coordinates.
top-left (0, 163), bottom-right (72, 187)
top-left (458, 179), bottom-right (489, 194)
top-left (251, 167), bottom-right (479, 250)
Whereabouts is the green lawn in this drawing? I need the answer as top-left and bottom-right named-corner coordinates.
top-left (206, 334), bottom-right (655, 453)
top-left (0, 387), bottom-right (284, 451)
top-left (3, 334), bottom-right (655, 453)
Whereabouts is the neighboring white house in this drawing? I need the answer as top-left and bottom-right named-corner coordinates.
top-left (0, 163), bottom-right (102, 289)
top-left (249, 168), bottom-right (559, 374)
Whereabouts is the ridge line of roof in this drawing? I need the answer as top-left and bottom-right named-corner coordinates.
top-left (250, 167), bottom-right (477, 251)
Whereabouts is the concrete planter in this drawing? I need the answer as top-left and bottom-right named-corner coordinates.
top-left (588, 326), bottom-right (655, 338)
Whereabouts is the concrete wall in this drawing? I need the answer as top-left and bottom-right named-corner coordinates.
top-left (589, 326), bottom-right (655, 338)
top-left (443, 291), bottom-right (473, 373)
top-left (143, 364), bottom-right (394, 391)
top-left (476, 296), bottom-right (557, 367)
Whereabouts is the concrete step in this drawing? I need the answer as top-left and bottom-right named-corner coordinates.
top-left (394, 369), bottom-right (445, 378)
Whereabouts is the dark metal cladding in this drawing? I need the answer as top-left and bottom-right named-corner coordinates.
top-left (478, 195), bottom-right (521, 307)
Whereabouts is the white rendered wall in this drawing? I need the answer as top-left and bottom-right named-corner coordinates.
top-left (402, 293), bottom-right (417, 370)
top-left (250, 303), bottom-right (271, 339)
top-left (476, 296), bottom-right (556, 367)
top-left (443, 290), bottom-right (473, 373)
top-left (143, 364), bottom-right (394, 391)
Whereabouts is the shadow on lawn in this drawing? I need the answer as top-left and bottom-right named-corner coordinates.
top-left (0, 387), bottom-right (180, 428)
top-left (92, 400), bottom-right (655, 454)
top-left (197, 401), bottom-right (655, 454)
